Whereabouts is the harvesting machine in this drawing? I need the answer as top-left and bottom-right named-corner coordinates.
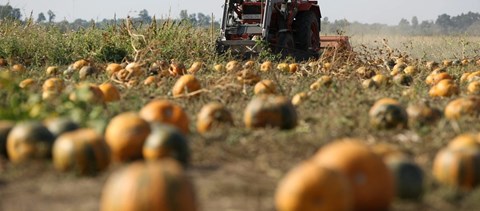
top-left (216, 0), bottom-right (351, 60)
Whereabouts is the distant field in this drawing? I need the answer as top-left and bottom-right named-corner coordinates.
top-left (1, 20), bottom-right (480, 211)
top-left (350, 34), bottom-right (480, 61)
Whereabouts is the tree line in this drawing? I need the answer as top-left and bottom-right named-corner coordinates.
top-left (1, 3), bottom-right (479, 35)
top-left (321, 12), bottom-right (480, 35)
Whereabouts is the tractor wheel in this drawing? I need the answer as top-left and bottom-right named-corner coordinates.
top-left (276, 32), bottom-right (295, 58)
top-left (294, 11), bottom-right (320, 53)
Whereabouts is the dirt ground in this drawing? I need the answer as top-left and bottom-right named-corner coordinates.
top-left (1, 131), bottom-right (480, 211)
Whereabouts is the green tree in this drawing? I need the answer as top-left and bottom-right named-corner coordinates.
top-left (37, 12), bottom-right (46, 23)
top-left (411, 16), bottom-right (418, 28)
top-left (180, 10), bottom-right (188, 21)
top-left (47, 10), bottom-right (56, 23)
top-left (196, 13), bottom-right (210, 26)
top-left (435, 14), bottom-right (453, 33)
top-left (138, 9), bottom-right (152, 23)
top-left (0, 4), bottom-right (22, 20)
top-left (466, 21), bottom-right (480, 35)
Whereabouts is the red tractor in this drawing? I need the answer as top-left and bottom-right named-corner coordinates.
top-left (216, 0), bottom-right (322, 60)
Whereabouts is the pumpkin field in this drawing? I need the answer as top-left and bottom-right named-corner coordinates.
top-left (1, 19), bottom-right (480, 211)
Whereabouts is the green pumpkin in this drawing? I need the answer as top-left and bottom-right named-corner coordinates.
top-left (143, 123), bottom-right (190, 167)
top-left (0, 121), bottom-right (14, 159)
top-left (385, 155), bottom-right (424, 200)
top-left (244, 95), bottom-right (297, 130)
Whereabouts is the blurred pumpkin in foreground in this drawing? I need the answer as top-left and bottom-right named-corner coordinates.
top-left (100, 159), bottom-right (197, 211)
top-left (53, 128), bottom-right (110, 175)
top-left (105, 112), bottom-right (151, 162)
top-left (275, 161), bottom-right (353, 211)
top-left (7, 121), bottom-right (55, 164)
top-left (313, 139), bottom-right (395, 211)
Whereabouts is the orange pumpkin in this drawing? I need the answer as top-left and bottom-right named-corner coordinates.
top-left (243, 60), bottom-right (255, 69)
top-left (225, 60), bottom-right (241, 72)
top-left (213, 64), bottom-right (225, 72)
top-left (79, 66), bottom-right (95, 80)
top-left (196, 102), bottom-right (234, 134)
top-left (310, 76), bottom-right (333, 90)
top-left (100, 159), bottom-right (197, 211)
top-left (0, 121), bottom-right (14, 159)
top-left (42, 77), bottom-right (64, 100)
top-left (356, 66), bottom-right (375, 79)
top-left (461, 59), bottom-right (471, 66)
top-left (69, 83), bottom-right (105, 104)
top-left (404, 65), bottom-right (418, 75)
top-left (288, 63), bottom-right (299, 73)
top-left (169, 62), bottom-right (187, 76)
top-left (392, 74), bottom-right (413, 86)
top-left (275, 161), bottom-right (353, 211)
top-left (143, 76), bottom-right (158, 86)
top-left (291, 92), bottom-right (309, 106)
top-left (99, 83), bottom-right (121, 102)
top-left (362, 79), bottom-right (377, 89)
top-left (433, 147), bottom-right (480, 190)
top-left (277, 63), bottom-right (290, 72)
top-left (444, 96), bottom-right (480, 120)
top-left (45, 66), bottom-right (59, 76)
top-left (448, 133), bottom-right (480, 150)
top-left (313, 139), bottom-right (395, 211)
top-left (172, 74), bottom-right (202, 97)
top-left (390, 63), bottom-right (405, 76)
top-left (244, 95), bottom-right (297, 130)
top-left (461, 72), bottom-right (472, 83)
top-left (369, 98), bottom-right (408, 129)
top-left (406, 102), bottom-right (442, 127)
top-left (53, 128), bottom-right (110, 175)
top-left (106, 63), bottom-right (123, 77)
top-left (6, 121), bottom-right (55, 164)
top-left (254, 79), bottom-right (277, 95)
top-left (466, 71), bottom-right (480, 83)
top-left (19, 78), bottom-right (36, 89)
top-left (11, 64), bottom-right (26, 72)
top-left (428, 79), bottom-right (459, 98)
top-left (467, 81), bottom-right (480, 95)
top-left (143, 123), bottom-right (190, 166)
top-left (187, 62), bottom-right (203, 74)
top-left (442, 59), bottom-right (453, 67)
top-left (371, 74), bottom-right (389, 87)
top-left (323, 62), bottom-right (332, 71)
top-left (42, 77), bottom-right (64, 93)
top-left (236, 68), bottom-right (260, 85)
top-left (114, 69), bottom-right (129, 81)
top-left (125, 62), bottom-right (143, 77)
top-left (72, 59), bottom-right (89, 70)
top-left (260, 61), bottom-right (273, 72)
top-left (140, 100), bottom-right (189, 134)
top-left (425, 72), bottom-right (452, 86)
top-left (105, 112), bottom-right (151, 162)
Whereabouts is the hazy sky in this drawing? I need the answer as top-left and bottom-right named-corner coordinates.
top-left (4, 0), bottom-right (480, 25)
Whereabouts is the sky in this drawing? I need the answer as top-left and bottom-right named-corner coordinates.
top-left (3, 0), bottom-right (480, 25)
